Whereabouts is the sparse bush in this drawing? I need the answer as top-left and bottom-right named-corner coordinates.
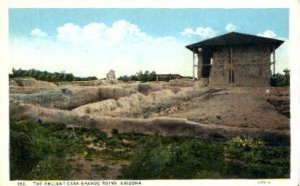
top-left (85, 107), bottom-right (91, 114)
top-left (10, 119), bottom-right (86, 180)
top-left (111, 129), bottom-right (119, 137)
top-left (10, 129), bottom-right (37, 179)
top-left (91, 164), bottom-right (109, 173)
top-left (10, 119), bottom-right (290, 180)
top-left (138, 83), bottom-right (152, 94)
top-left (224, 137), bottom-right (290, 178)
top-left (270, 70), bottom-right (290, 86)
top-left (120, 136), bottom-right (290, 179)
top-left (29, 156), bottom-right (70, 179)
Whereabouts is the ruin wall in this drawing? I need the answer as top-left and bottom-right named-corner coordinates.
top-left (206, 44), bottom-right (272, 86)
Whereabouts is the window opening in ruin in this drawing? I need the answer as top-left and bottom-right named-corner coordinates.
top-left (210, 57), bottom-right (214, 65)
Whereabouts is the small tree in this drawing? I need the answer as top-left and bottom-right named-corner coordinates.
top-left (270, 69), bottom-right (290, 86)
top-left (149, 71), bottom-right (157, 81)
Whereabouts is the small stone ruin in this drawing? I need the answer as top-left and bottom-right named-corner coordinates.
top-left (106, 69), bottom-right (118, 84)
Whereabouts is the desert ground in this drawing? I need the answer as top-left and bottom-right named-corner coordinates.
top-left (9, 77), bottom-right (290, 179)
top-left (10, 77), bottom-right (289, 138)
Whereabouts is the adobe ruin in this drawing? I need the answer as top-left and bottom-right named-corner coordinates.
top-left (186, 32), bottom-right (284, 86)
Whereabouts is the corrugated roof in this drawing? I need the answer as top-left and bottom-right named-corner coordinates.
top-left (186, 32), bottom-right (284, 52)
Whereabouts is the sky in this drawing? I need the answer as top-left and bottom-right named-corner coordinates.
top-left (9, 8), bottom-right (289, 78)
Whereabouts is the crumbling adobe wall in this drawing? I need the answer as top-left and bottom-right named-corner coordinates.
top-left (208, 48), bottom-right (229, 85)
top-left (200, 44), bottom-right (272, 86)
top-left (197, 53), bottom-right (203, 81)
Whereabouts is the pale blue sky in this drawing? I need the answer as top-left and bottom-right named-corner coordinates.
top-left (9, 9), bottom-right (289, 78)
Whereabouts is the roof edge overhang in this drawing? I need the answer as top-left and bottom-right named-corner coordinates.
top-left (185, 32), bottom-right (284, 54)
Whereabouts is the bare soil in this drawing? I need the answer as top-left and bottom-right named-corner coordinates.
top-left (9, 78), bottom-right (290, 179)
top-left (9, 78), bottom-right (289, 137)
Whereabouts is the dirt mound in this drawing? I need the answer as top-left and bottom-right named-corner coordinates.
top-left (10, 86), bottom-right (100, 110)
top-left (72, 99), bottom-right (118, 115)
top-left (167, 79), bottom-right (195, 87)
top-left (10, 85), bottom-right (138, 110)
top-left (98, 86), bottom-right (136, 100)
top-left (10, 100), bottom-right (75, 124)
top-left (137, 83), bottom-right (162, 94)
top-left (9, 101), bottom-right (289, 143)
top-left (264, 87), bottom-right (290, 117)
top-left (58, 80), bottom-right (104, 86)
top-left (167, 87), bottom-right (290, 131)
top-left (71, 89), bottom-right (175, 116)
top-left (75, 88), bottom-right (221, 118)
top-left (10, 77), bottom-right (59, 94)
top-left (117, 93), bottom-right (147, 109)
top-left (9, 78), bottom-right (289, 141)
top-left (11, 77), bottom-right (57, 87)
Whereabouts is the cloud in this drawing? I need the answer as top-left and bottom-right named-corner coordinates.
top-left (257, 30), bottom-right (277, 38)
top-left (181, 27), bottom-right (217, 39)
top-left (30, 28), bottom-right (48, 37)
top-left (180, 28), bottom-right (194, 36)
top-left (56, 20), bottom-right (175, 47)
top-left (11, 20), bottom-right (192, 78)
top-left (11, 22), bottom-right (289, 79)
top-left (225, 23), bottom-right (238, 32)
top-left (57, 23), bottom-right (83, 45)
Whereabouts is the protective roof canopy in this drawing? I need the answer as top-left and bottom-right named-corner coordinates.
top-left (186, 32), bottom-right (284, 53)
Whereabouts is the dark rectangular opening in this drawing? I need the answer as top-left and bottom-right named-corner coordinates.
top-left (229, 70), bottom-right (235, 83)
top-left (201, 48), bottom-right (214, 78)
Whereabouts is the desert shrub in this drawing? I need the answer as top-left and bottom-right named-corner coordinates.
top-left (270, 72), bottom-right (289, 86)
top-left (138, 83), bottom-right (152, 94)
top-left (9, 119), bottom-right (86, 180)
top-left (224, 137), bottom-right (290, 178)
top-left (120, 136), bottom-right (290, 179)
top-left (10, 130), bottom-right (38, 179)
top-left (10, 119), bottom-right (290, 180)
top-left (120, 139), bottom-right (171, 179)
top-left (29, 156), bottom-right (70, 179)
top-left (111, 129), bottom-right (120, 138)
top-left (120, 137), bottom-right (225, 179)
top-left (106, 137), bottom-right (122, 148)
top-left (85, 107), bottom-right (91, 114)
top-left (91, 164), bottom-right (109, 174)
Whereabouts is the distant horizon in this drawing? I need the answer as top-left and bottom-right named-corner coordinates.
top-left (9, 8), bottom-right (289, 79)
top-left (9, 67), bottom-right (196, 79)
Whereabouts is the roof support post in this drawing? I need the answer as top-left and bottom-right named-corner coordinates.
top-left (193, 51), bottom-right (195, 81)
top-left (230, 46), bottom-right (233, 84)
top-left (273, 46), bottom-right (276, 75)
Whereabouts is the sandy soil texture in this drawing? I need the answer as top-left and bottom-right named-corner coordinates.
top-left (9, 78), bottom-right (290, 139)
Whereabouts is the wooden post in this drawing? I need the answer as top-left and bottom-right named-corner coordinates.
top-left (273, 46), bottom-right (276, 75)
top-left (193, 51), bottom-right (195, 81)
top-left (230, 46), bottom-right (233, 83)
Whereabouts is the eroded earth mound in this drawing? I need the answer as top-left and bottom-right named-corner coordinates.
top-left (10, 78), bottom-right (289, 140)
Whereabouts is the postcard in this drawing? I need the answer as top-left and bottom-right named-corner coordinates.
top-left (1, 0), bottom-right (299, 186)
